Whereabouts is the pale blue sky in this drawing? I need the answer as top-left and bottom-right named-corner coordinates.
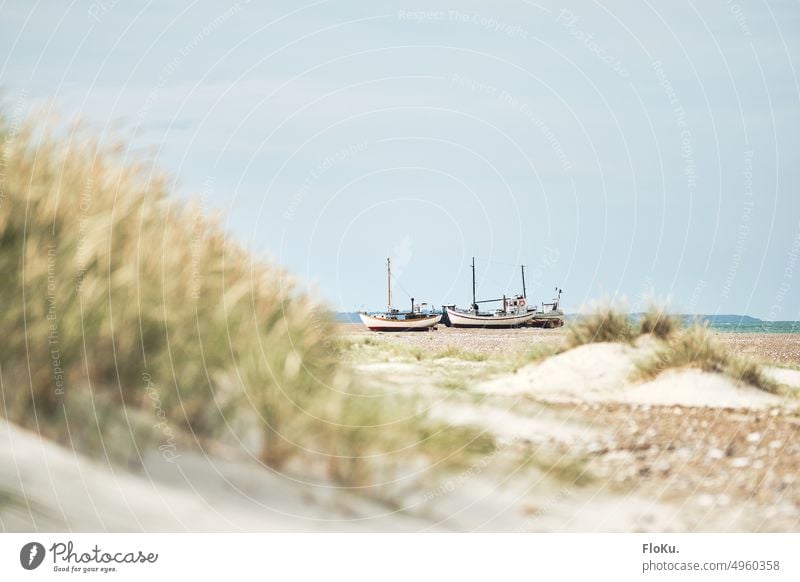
top-left (2, 0), bottom-right (799, 318)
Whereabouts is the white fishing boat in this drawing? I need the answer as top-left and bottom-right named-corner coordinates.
top-left (445, 304), bottom-right (535, 328)
top-left (359, 311), bottom-right (441, 331)
top-left (443, 258), bottom-right (536, 328)
top-left (359, 258), bottom-right (441, 332)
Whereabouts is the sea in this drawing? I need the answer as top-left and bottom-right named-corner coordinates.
top-left (670, 315), bottom-right (800, 334)
top-left (704, 321), bottom-right (800, 334)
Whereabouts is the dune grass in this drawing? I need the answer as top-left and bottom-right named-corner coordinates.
top-left (0, 111), bottom-right (344, 468)
top-left (567, 304), bottom-right (681, 347)
top-left (565, 302), bottom-right (636, 347)
top-left (0, 110), bottom-right (503, 488)
top-left (0, 112), bottom-right (333, 463)
top-left (635, 323), bottom-right (780, 393)
top-left (567, 303), bottom-right (779, 393)
top-left (343, 338), bottom-right (490, 364)
top-left (433, 345), bottom-right (488, 362)
top-left (638, 305), bottom-right (680, 339)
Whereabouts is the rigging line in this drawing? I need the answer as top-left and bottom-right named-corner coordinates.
top-left (389, 271), bottom-right (432, 304)
top-left (388, 272), bottom-right (413, 301)
top-left (473, 256), bottom-right (528, 268)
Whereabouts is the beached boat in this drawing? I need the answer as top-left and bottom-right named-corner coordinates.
top-left (443, 258), bottom-right (536, 328)
top-left (527, 288), bottom-right (565, 328)
top-left (359, 311), bottom-right (441, 331)
top-left (359, 258), bottom-right (441, 332)
top-left (444, 304), bottom-right (534, 328)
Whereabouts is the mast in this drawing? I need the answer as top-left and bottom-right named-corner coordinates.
top-left (387, 257), bottom-right (392, 311)
top-left (521, 265), bottom-right (527, 299)
top-left (471, 257), bottom-right (477, 310)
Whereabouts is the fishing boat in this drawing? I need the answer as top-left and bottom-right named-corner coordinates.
top-left (358, 258), bottom-right (441, 332)
top-left (442, 258), bottom-right (536, 328)
top-left (527, 288), bottom-right (565, 328)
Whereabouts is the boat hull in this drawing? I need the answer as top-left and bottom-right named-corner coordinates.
top-left (359, 313), bottom-right (441, 332)
top-left (445, 308), bottom-right (536, 329)
top-left (526, 310), bottom-right (565, 328)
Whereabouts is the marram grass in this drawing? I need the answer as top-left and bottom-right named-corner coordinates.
top-left (565, 301), bottom-right (636, 347)
top-left (0, 111), bottom-right (492, 485)
top-left (568, 302), bottom-right (778, 393)
top-left (635, 322), bottom-right (780, 394)
top-left (637, 305), bottom-right (680, 340)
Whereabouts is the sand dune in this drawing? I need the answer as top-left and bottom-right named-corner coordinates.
top-left (0, 420), bottom-right (436, 532)
top-left (4, 330), bottom-right (799, 532)
top-left (478, 341), bottom-right (797, 409)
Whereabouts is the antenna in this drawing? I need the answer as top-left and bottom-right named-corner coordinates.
top-left (471, 257), bottom-right (477, 310)
top-left (387, 257), bottom-right (392, 311)
top-left (521, 265), bottom-right (527, 299)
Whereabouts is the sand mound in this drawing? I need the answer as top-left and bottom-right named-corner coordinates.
top-left (479, 342), bottom-right (792, 409)
top-left (763, 366), bottom-right (800, 390)
top-left (0, 419), bottom-right (435, 532)
top-left (621, 369), bottom-right (781, 408)
top-left (428, 401), bottom-right (601, 446)
top-left (482, 343), bottom-right (637, 400)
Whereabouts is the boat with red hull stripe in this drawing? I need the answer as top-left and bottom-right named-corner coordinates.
top-left (359, 312), bottom-right (442, 331)
top-left (359, 257), bottom-right (440, 332)
top-left (441, 257), bottom-right (538, 329)
top-left (444, 307), bottom-right (534, 328)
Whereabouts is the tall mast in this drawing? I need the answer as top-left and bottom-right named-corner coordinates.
top-left (387, 257), bottom-right (392, 311)
top-left (471, 257), bottom-right (477, 309)
top-left (521, 265), bottom-right (527, 299)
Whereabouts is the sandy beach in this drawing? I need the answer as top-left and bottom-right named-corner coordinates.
top-left (335, 323), bottom-right (800, 531)
top-left (3, 322), bottom-right (798, 532)
top-left (339, 324), bottom-right (800, 365)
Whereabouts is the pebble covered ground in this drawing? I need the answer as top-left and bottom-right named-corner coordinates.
top-left (339, 324), bottom-right (563, 356)
top-left (339, 323), bottom-right (800, 530)
top-left (559, 402), bottom-right (800, 531)
top-left (716, 333), bottom-right (800, 366)
top-left (340, 324), bottom-right (800, 366)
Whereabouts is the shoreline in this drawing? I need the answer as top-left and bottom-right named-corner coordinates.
top-left (338, 323), bottom-right (800, 366)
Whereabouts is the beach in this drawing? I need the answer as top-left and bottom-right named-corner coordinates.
top-left (4, 321), bottom-right (798, 532)
top-left (716, 333), bottom-right (800, 365)
top-left (335, 323), bottom-right (800, 531)
top-left (339, 324), bottom-right (800, 364)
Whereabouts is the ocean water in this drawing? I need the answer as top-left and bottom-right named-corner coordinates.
top-left (705, 321), bottom-right (800, 334)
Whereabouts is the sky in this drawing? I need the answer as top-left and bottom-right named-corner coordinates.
top-left (2, 0), bottom-right (799, 318)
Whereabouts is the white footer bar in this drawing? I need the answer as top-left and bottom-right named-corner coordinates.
top-left (1, 533), bottom-right (797, 581)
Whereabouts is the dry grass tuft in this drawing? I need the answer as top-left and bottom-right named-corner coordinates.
top-left (432, 346), bottom-right (488, 362)
top-left (636, 323), bottom-right (780, 393)
top-left (638, 305), bottom-right (680, 339)
top-left (567, 304), bottom-right (777, 393)
top-left (565, 303), bottom-right (636, 347)
top-left (0, 111), bottom-right (350, 469)
top-left (0, 110), bottom-right (496, 487)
